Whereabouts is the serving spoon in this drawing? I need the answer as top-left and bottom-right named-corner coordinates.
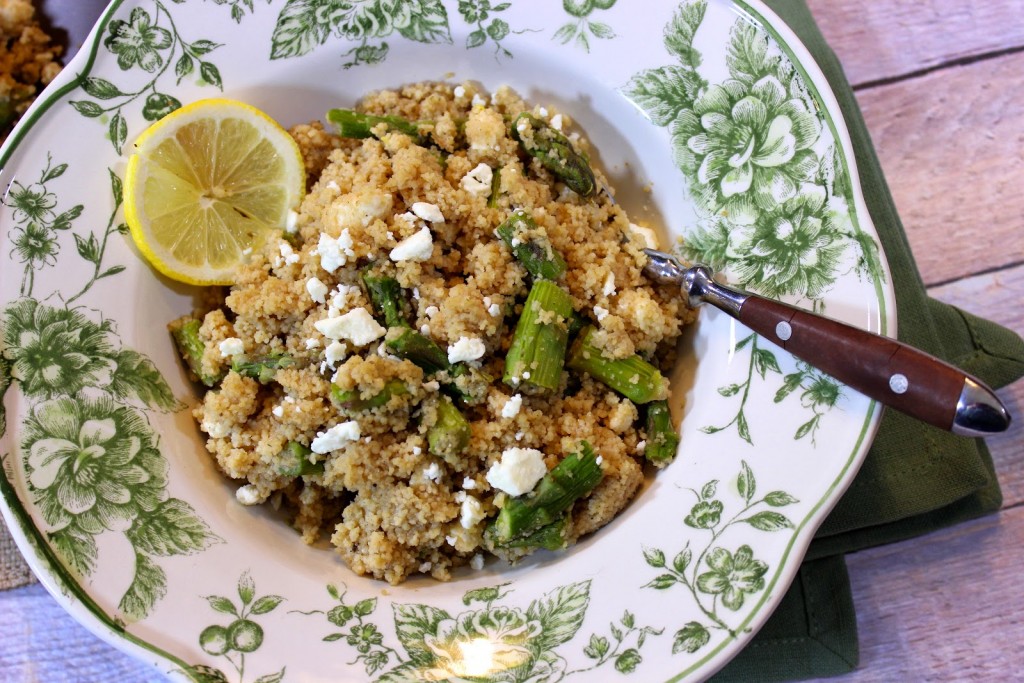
top-left (641, 249), bottom-right (1011, 437)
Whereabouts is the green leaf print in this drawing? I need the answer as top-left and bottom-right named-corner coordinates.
top-left (119, 551), bottom-right (168, 621)
top-left (126, 499), bottom-right (219, 556)
top-left (392, 602), bottom-right (451, 666)
top-left (623, 65), bottom-right (704, 127)
top-left (526, 580), bottom-right (591, 650)
top-left (48, 526), bottom-right (98, 577)
top-left (396, 0), bottom-right (452, 43)
top-left (269, 0), bottom-right (335, 59)
top-left (663, 0), bottom-right (706, 67)
top-left (109, 349), bottom-right (180, 411)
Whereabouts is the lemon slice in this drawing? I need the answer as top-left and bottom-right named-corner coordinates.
top-left (124, 98), bottom-right (305, 285)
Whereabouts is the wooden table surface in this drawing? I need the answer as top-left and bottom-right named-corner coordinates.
top-left (2, 1), bottom-right (1023, 680)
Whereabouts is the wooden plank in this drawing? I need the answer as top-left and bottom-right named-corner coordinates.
top-left (806, 0), bottom-right (1024, 86)
top-left (927, 264), bottom-right (1024, 507)
top-left (854, 50), bottom-right (1024, 286)
top-left (810, 505), bottom-right (1024, 680)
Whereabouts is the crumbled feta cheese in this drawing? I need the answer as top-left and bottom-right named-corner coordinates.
top-left (446, 535), bottom-right (456, 546)
top-left (460, 163), bottom-right (493, 196)
top-left (272, 405), bottom-right (284, 418)
top-left (419, 561), bottom-right (433, 573)
top-left (202, 419), bottom-right (231, 439)
top-left (488, 303), bottom-right (501, 317)
top-left (311, 420), bottom-right (361, 453)
top-left (423, 380), bottom-right (440, 391)
top-left (470, 554), bottom-right (485, 570)
top-left (522, 371), bottom-right (531, 380)
top-left (501, 394), bottom-right (523, 419)
top-left (315, 308), bottom-right (386, 346)
top-left (603, 272), bottom-right (617, 296)
top-left (412, 287), bottom-right (420, 300)
top-left (285, 209), bottom-right (299, 234)
top-left (486, 447), bottom-right (547, 497)
top-left (331, 191), bottom-right (393, 231)
top-left (317, 230), bottom-right (355, 273)
top-left (285, 396), bottom-right (295, 403)
top-left (305, 338), bottom-right (320, 350)
top-left (236, 485), bottom-right (264, 506)
top-left (550, 113), bottom-right (563, 131)
top-left (594, 305), bottom-right (610, 321)
top-left (423, 462), bottom-right (443, 482)
top-left (596, 455), bottom-right (604, 465)
top-left (629, 222), bottom-right (659, 249)
top-left (411, 202), bottom-right (445, 223)
top-left (330, 284), bottom-right (358, 312)
top-left (326, 180), bottom-right (340, 192)
top-left (424, 305), bottom-right (439, 318)
top-left (514, 431), bottom-right (524, 441)
top-left (463, 477), bottom-right (477, 490)
top-left (453, 85), bottom-right (466, 98)
top-left (460, 495), bottom-right (486, 529)
top-left (324, 341), bottom-right (346, 366)
top-left (218, 337), bottom-right (244, 357)
top-left (471, 93), bottom-right (486, 107)
top-left (420, 324), bottom-right (431, 335)
top-left (412, 446), bottom-right (422, 456)
top-left (636, 440), bottom-right (647, 455)
top-left (389, 227), bottom-right (434, 262)
top-left (447, 336), bottom-right (486, 364)
top-left (306, 277), bottom-right (329, 304)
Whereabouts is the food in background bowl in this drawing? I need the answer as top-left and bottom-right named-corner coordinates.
top-left (157, 83), bottom-right (694, 584)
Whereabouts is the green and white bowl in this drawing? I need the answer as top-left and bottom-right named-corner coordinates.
top-left (0, 1), bottom-right (893, 680)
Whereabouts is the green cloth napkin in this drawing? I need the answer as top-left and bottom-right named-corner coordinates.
top-left (712, 1), bottom-right (1024, 681)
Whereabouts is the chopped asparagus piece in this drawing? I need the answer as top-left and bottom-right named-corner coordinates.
top-left (361, 266), bottom-right (409, 328)
top-left (644, 400), bottom-right (679, 465)
top-left (326, 108), bottom-right (423, 140)
top-left (487, 166), bottom-right (502, 208)
top-left (502, 516), bottom-right (569, 551)
top-left (503, 280), bottom-right (574, 393)
top-left (331, 379), bottom-right (409, 411)
top-left (489, 442), bottom-right (603, 546)
top-left (386, 328), bottom-right (450, 374)
top-left (510, 112), bottom-right (596, 197)
top-left (427, 397), bottom-right (471, 461)
top-left (495, 211), bottom-right (567, 281)
top-left (277, 441), bottom-right (324, 477)
top-left (231, 353), bottom-right (295, 384)
top-left (567, 310), bottom-right (587, 340)
top-left (567, 326), bottom-right (668, 404)
top-left (169, 317), bottom-right (223, 388)
top-left (444, 365), bottom-right (493, 405)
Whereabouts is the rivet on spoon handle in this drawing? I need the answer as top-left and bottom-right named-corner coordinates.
top-left (642, 249), bottom-right (1011, 436)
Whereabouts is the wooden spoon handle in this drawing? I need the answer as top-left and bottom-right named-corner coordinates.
top-left (735, 294), bottom-right (1008, 435)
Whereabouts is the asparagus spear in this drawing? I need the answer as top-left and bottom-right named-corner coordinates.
top-left (277, 441), bottom-right (325, 477)
top-left (510, 112), bottom-right (596, 197)
top-left (501, 516), bottom-right (569, 551)
top-left (487, 166), bottom-right (502, 208)
top-left (444, 364), bottom-right (493, 405)
top-left (495, 210), bottom-right (567, 281)
top-left (168, 317), bottom-right (223, 388)
top-left (488, 442), bottom-right (603, 546)
top-left (566, 326), bottom-right (668, 404)
top-left (326, 108), bottom-right (424, 140)
top-left (386, 327), bottom-right (450, 374)
top-left (503, 280), bottom-right (574, 393)
top-left (231, 352), bottom-right (295, 384)
top-left (427, 397), bottom-right (471, 461)
top-left (644, 400), bottom-right (679, 465)
top-left (361, 265), bottom-right (409, 328)
top-left (331, 379), bottom-right (409, 411)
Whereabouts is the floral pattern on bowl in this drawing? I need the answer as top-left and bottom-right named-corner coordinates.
top-left (0, 1), bottom-right (892, 680)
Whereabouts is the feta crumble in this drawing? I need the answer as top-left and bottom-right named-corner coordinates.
top-left (305, 338), bottom-right (320, 350)
top-left (471, 93), bottom-right (487, 107)
top-left (324, 341), bottom-right (347, 366)
top-left (447, 336), bottom-right (486, 364)
top-left (424, 305), bottom-right (439, 318)
top-left (460, 163), bottom-right (493, 196)
top-left (236, 485), bottom-right (264, 506)
top-left (315, 308), bottom-right (386, 346)
top-left (470, 554), bottom-right (485, 571)
top-left (317, 230), bottom-right (355, 273)
top-left (501, 394), bottom-right (523, 419)
top-left (272, 405), bottom-right (284, 418)
top-left (306, 277), bottom-right (329, 304)
top-left (603, 272), bottom-right (617, 296)
top-left (218, 337), bottom-right (244, 357)
top-left (462, 477), bottom-right (477, 490)
top-left (594, 305), bottom-right (610, 321)
top-left (311, 420), bottom-right (361, 453)
top-left (389, 227), bottom-right (434, 262)
top-left (423, 462), bottom-right (443, 483)
top-left (285, 209), bottom-right (299, 234)
top-left (486, 447), bottom-right (547, 497)
top-left (453, 85), bottom-right (466, 98)
top-left (411, 202), bottom-right (445, 223)
top-left (629, 222), bottom-right (659, 249)
top-left (460, 495), bottom-right (485, 529)
top-left (636, 440), bottom-right (647, 455)
top-left (550, 113), bottom-right (563, 130)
